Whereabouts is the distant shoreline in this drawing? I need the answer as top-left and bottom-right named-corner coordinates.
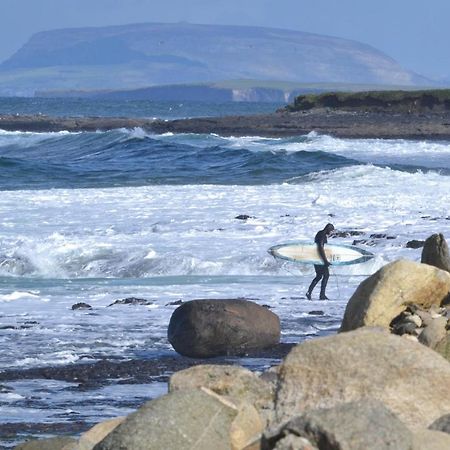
top-left (1, 110), bottom-right (450, 139)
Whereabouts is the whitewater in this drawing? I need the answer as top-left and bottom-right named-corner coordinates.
top-left (1, 99), bottom-right (450, 446)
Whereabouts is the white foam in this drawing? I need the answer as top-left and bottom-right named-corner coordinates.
top-left (0, 291), bottom-right (40, 302)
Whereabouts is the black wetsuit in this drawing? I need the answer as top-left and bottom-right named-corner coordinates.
top-left (307, 229), bottom-right (330, 299)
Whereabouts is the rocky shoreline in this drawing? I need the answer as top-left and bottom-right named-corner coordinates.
top-left (9, 234), bottom-right (450, 449)
top-left (2, 110), bottom-right (450, 139)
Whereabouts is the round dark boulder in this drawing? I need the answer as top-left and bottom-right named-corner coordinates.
top-left (167, 299), bottom-right (280, 358)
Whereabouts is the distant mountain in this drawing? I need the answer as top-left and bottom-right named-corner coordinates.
top-left (0, 22), bottom-right (431, 96)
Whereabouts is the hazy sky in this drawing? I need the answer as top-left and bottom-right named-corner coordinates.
top-left (2, 0), bottom-right (449, 80)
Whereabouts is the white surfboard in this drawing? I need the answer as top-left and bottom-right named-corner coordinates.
top-left (269, 241), bottom-right (373, 266)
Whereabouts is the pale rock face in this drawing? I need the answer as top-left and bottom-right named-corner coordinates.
top-left (340, 260), bottom-right (450, 332)
top-left (412, 429), bottom-right (450, 450)
top-left (273, 327), bottom-right (450, 429)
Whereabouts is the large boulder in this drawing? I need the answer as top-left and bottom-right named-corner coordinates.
top-left (169, 364), bottom-right (274, 425)
top-left (168, 299), bottom-right (280, 358)
top-left (93, 388), bottom-right (263, 450)
top-left (263, 400), bottom-right (413, 450)
top-left (421, 233), bottom-right (450, 272)
top-left (340, 260), bottom-right (450, 331)
top-left (273, 327), bottom-right (450, 428)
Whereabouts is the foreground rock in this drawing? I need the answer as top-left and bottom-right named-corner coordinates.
top-left (168, 299), bottom-right (280, 358)
top-left (421, 233), bottom-right (450, 272)
top-left (169, 364), bottom-right (275, 425)
top-left (273, 327), bottom-right (450, 428)
top-left (14, 437), bottom-right (77, 450)
top-left (62, 418), bottom-right (124, 450)
top-left (340, 260), bottom-right (450, 331)
top-left (93, 388), bottom-right (262, 450)
top-left (264, 400), bottom-right (412, 450)
top-left (412, 429), bottom-right (450, 450)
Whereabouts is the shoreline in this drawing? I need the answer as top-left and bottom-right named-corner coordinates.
top-left (1, 110), bottom-right (450, 139)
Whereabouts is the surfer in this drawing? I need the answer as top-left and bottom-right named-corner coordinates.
top-left (306, 223), bottom-right (335, 300)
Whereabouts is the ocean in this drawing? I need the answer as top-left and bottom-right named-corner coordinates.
top-left (1, 97), bottom-right (450, 446)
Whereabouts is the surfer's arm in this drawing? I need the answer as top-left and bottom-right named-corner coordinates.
top-left (317, 239), bottom-right (330, 266)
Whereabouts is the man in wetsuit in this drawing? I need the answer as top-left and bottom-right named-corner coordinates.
top-left (306, 223), bottom-right (335, 300)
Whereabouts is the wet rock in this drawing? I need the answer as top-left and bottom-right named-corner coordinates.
top-left (429, 413), bottom-right (450, 434)
top-left (331, 230), bottom-right (364, 238)
top-left (308, 310), bottom-right (324, 316)
top-left (235, 214), bottom-right (254, 220)
top-left (273, 327), bottom-right (450, 428)
top-left (165, 299), bottom-right (183, 306)
top-left (263, 400), bottom-right (412, 450)
top-left (352, 239), bottom-right (377, 246)
top-left (340, 260), bottom-right (450, 332)
top-left (421, 233), bottom-right (450, 272)
top-left (71, 303), bottom-right (92, 310)
top-left (13, 436), bottom-right (77, 450)
top-left (94, 389), bottom-right (263, 450)
top-left (406, 240), bottom-right (425, 249)
top-left (168, 299), bottom-right (280, 358)
top-left (369, 233), bottom-right (396, 239)
top-left (107, 297), bottom-right (153, 307)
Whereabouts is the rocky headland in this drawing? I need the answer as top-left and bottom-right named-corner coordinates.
top-left (3, 90), bottom-right (450, 139)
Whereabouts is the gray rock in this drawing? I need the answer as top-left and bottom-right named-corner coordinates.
top-left (421, 233), bottom-right (450, 272)
top-left (71, 302), bottom-right (92, 310)
top-left (274, 327), bottom-right (450, 428)
top-left (429, 413), bottom-right (450, 434)
top-left (264, 400), bottom-right (412, 450)
top-left (93, 388), bottom-right (262, 450)
top-left (169, 364), bottom-right (274, 426)
top-left (107, 297), bottom-right (152, 307)
top-left (14, 437), bottom-right (77, 450)
top-left (168, 299), bottom-right (280, 358)
top-left (418, 316), bottom-right (447, 348)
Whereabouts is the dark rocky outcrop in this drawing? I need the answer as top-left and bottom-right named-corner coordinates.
top-left (107, 297), bottom-right (153, 307)
top-left (421, 233), bottom-right (450, 272)
top-left (406, 239), bottom-right (425, 249)
top-left (71, 302), bottom-right (92, 310)
top-left (168, 299), bottom-right (280, 358)
top-left (3, 109), bottom-right (450, 140)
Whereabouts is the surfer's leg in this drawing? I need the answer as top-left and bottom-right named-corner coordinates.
top-left (307, 266), bottom-right (323, 299)
top-left (319, 267), bottom-right (330, 300)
